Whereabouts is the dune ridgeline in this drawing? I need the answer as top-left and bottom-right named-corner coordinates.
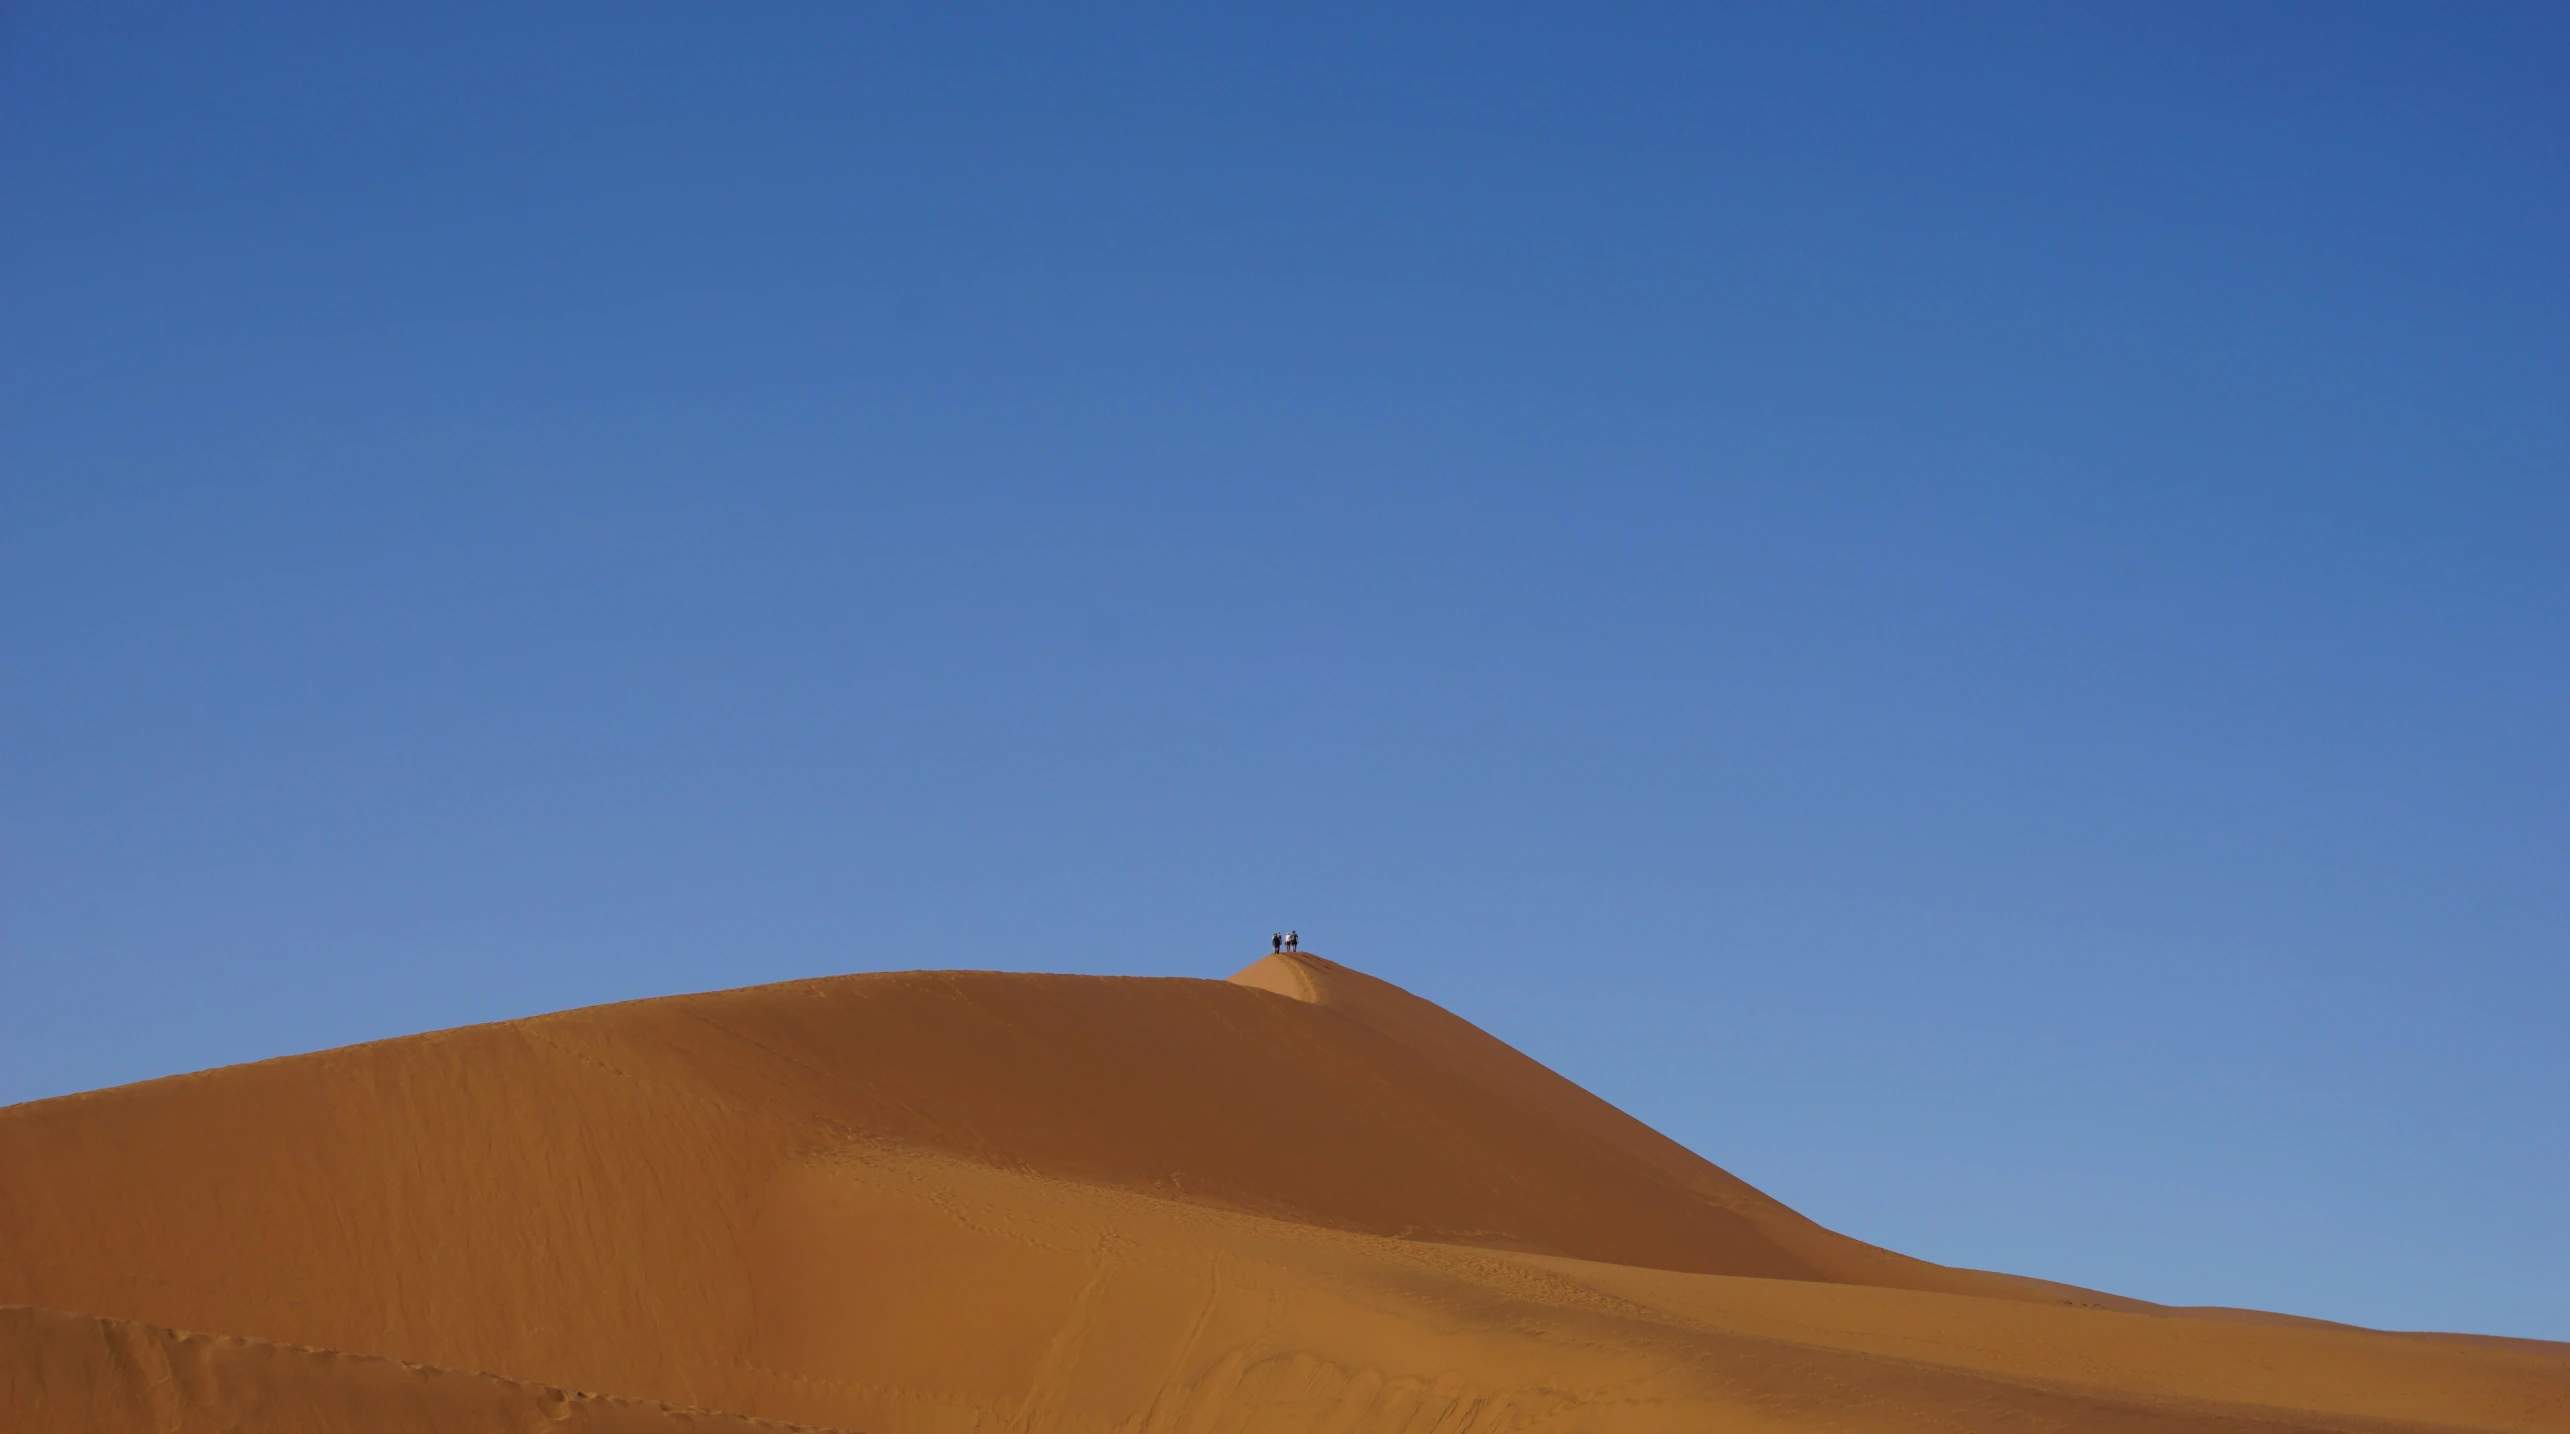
top-left (3, 952), bottom-right (2561, 1432)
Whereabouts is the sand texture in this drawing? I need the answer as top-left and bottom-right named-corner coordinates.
top-left (3, 952), bottom-right (2562, 1432)
top-left (0, 1304), bottom-right (847, 1433)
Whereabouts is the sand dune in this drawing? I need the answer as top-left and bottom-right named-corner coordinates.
top-left (3, 952), bottom-right (2562, 1431)
top-left (0, 1304), bottom-right (848, 1433)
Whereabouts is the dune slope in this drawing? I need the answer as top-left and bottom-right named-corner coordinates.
top-left (0, 1304), bottom-right (846, 1434)
top-left (2, 952), bottom-right (2562, 1432)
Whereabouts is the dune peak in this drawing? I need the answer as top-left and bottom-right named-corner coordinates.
top-left (1227, 950), bottom-right (1323, 1001)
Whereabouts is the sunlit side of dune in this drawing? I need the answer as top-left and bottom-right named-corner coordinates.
top-left (2, 953), bottom-right (2564, 1432)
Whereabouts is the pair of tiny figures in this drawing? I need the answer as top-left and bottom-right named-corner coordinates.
top-left (1270, 931), bottom-right (1300, 954)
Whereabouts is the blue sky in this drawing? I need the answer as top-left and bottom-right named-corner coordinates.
top-left (4, 3), bottom-right (2563, 1339)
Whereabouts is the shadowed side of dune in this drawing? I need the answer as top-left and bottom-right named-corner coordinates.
top-left (0, 1306), bottom-right (846, 1434)
top-left (1219, 953), bottom-right (2144, 1302)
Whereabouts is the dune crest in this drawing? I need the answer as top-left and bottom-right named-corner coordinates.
top-left (4, 954), bottom-right (2563, 1432)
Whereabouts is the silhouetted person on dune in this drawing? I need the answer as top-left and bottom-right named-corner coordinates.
top-left (1287, 930), bottom-right (1299, 952)
top-left (1271, 932), bottom-right (1283, 954)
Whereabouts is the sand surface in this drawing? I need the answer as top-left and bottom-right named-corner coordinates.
top-left (0, 1304), bottom-right (845, 1433)
top-left (3, 952), bottom-right (2562, 1431)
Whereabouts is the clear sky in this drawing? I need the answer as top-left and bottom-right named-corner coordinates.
top-left (4, 3), bottom-right (2563, 1340)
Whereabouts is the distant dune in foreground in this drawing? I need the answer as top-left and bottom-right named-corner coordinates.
top-left (4, 952), bottom-right (2562, 1432)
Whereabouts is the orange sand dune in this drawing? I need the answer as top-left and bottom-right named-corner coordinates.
top-left (2, 952), bottom-right (2563, 1432)
top-left (0, 1304), bottom-right (846, 1433)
